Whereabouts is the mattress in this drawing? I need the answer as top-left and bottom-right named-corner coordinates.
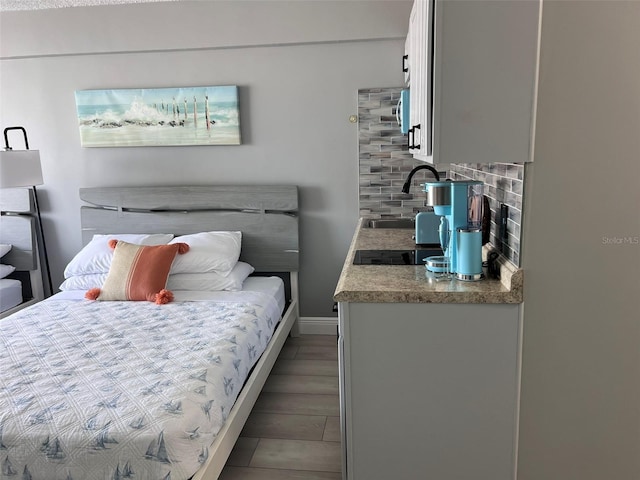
top-left (0, 278), bottom-right (22, 313)
top-left (0, 276), bottom-right (285, 480)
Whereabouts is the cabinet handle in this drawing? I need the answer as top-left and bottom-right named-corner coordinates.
top-left (408, 126), bottom-right (414, 149)
top-left (402, 54), bottom-right (409, 73)
top-left (413, 124), bottom-right (421, 150)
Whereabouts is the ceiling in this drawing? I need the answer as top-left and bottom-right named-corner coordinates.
top-left (0, 0), bottom-right (180, 12)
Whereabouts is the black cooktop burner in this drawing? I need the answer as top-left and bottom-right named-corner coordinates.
top-left (353, 248), bottom-right (443, 265)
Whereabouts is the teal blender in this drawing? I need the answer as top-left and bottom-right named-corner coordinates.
top-left (424, 180), bottom-right (484, 281)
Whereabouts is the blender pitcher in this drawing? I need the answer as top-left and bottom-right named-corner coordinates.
top-left (467, 183), bottom-right (484, 229)
top-left (456, 183), bottom-right (484, 281)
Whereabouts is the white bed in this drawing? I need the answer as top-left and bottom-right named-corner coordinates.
top-left (0, 185), bottom-right (300, 480)
top-left (1, 278), bottom-right (284, 479)
top-left (0, 278), bottom-right (22, 313)
top-left (1, 187), bottom-right (52, 317)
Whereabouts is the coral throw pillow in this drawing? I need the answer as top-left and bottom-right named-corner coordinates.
top-left (86, 240), bottom-right (189, 304)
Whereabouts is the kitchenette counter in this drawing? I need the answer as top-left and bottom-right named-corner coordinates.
top-left (334, 218), bottom-right (523, 303)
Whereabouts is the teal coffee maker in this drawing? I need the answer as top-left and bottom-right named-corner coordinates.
top-left (423, 180), bottom-right (484, 281)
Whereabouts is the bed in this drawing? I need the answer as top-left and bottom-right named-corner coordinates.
top-left (0, 188), bottom-right (44, 317)
top-left (0, 278), bottom-right (22, 312)
top-left (0, 185), bottom-right (300, 480)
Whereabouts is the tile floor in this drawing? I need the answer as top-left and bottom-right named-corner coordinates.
top-left (219, 334), bottom-right (342, 480)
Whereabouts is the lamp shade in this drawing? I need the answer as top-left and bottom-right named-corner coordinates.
top-left (0, 150), bottom-right (43, 188)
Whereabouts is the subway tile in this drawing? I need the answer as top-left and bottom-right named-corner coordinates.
top-left (358, 100), bottom-right (381, 109)
top-left (390, 136), bottom-right (409, 145)
top-left (390, 150), bottom-right (414, 159)
top-left (368, 123), bottom-right (395, 131)
top-left (359, 201), bottom-right (381, 210)
top-left (511, 179), bottom-right (523, 195)
top-left (369, 153), bottom-right (392, 160)
top-left (506, 163), bottom-right (524, 180)
top-left (359, 144), bottom-right (384, 153)
top-left (369, 180), bottom-right (392, 188)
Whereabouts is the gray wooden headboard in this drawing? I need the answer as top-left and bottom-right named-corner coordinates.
top-left (80, 185), bottom-right (299, 273)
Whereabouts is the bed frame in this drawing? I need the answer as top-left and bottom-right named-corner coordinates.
top-left (79, 185), bottom-right (299, 479)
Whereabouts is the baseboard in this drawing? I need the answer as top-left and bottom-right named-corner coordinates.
top-left (297, 316), bottom-right (338, 335)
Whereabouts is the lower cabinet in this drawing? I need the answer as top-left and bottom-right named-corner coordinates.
top-left (338, 302), bottom-right (521, 480)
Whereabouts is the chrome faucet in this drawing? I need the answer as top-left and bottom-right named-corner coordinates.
top-left (401, 165), bottom-right (441, 193)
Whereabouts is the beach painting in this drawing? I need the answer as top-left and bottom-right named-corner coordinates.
top-left (75, 85), bottom-right (241, 147)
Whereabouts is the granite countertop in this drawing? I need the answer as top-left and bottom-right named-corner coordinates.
top-left (333, 219), bottom-right (523, 304)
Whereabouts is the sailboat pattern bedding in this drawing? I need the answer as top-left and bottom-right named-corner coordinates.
top-left (0, 289), bottom-right (281, 480)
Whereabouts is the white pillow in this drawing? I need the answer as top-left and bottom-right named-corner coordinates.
top-left (0, 264), bottom-right (16, 279)
top-left (63, 233), bottom-right (174, 278)
top-left (168, 261), bottom-right (254, 291)
top-left (0, 244), bottom-right (11, 257)
top-left (59, 273), bottom-right (107, 291)
top-left (59, 262), bottom-right (254, 292)
top-left (169, 231), bottom-right (242, 276)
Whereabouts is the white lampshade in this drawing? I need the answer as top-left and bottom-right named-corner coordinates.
top-left (0, 150), bottom-right (43, 188)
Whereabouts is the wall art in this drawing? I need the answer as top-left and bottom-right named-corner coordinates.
top-left (75, 85), bottom-right (241, 147)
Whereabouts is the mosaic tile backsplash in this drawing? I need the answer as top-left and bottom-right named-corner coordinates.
top-left (358, 87), bottom-right (446, 218)
top-left (449, 163), bottom-right (524, 266)
top-left (358, 87), bottom-right (524, 266)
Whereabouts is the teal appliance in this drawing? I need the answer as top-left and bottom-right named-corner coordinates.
top-left (414, 209), bottom-right (440, 244)
top-left (396, 89), bottom-right (410, 135)
top-left (423, 180), bottom-right (484, 280)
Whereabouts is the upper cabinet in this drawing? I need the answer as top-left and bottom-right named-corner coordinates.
top-left (405, 0), bottom-right (541, 164)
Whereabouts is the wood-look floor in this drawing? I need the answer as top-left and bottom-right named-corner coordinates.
top-left (219, 335), bottom-right (342, 480)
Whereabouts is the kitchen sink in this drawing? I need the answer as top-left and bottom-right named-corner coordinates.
top-left (363, 218), bottom-right (415, 229)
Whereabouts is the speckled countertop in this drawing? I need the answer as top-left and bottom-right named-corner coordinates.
top-left (333, 219), bottom-right (523, 304)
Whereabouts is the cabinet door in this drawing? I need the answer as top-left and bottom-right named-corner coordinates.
top-left (403, 33), bottom-right (411, 85)
top-left (408, 0), bottom-right (541, 165)
top-left (408, 0), bottom-right (433, 159)
top-left (434, 0), bottom-right (540, 164)
top-left (340, 302), bottom-right (521, 480)
top-left (407, 0), bottom-right (422, 154)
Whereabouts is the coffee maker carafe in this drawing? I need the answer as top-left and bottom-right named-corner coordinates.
top-left (423, 180), bottom-right (484, 281)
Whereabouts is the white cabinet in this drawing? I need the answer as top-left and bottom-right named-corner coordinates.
top-left (338, 301), bottom-right (522, 480)
top-left (405, 0), bottom-right (541, 164)
top-left (403, 34), bottom-right (410, 85)
top-left (405, 0), bottom-right (432, 158)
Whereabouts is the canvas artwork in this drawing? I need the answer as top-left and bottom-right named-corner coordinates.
top-left (75, 85), bottom-right (241, 147)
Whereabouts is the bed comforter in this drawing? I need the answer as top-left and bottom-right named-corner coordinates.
top-left (0, 291), bottom-right (280, 480)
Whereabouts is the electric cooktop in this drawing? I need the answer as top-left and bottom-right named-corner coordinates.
top-left (353, 248), bottom-right (443, 265)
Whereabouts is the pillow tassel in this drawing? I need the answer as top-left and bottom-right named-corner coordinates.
top-left (154, 289), bottom-right (174, 305)
top-left (85, 288), bottom-right (101, 300)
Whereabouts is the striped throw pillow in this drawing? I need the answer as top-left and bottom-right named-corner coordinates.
top-left (86, 240), bottom-right (189, 304)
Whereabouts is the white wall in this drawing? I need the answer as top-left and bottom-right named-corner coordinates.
top-left (519, 2), bottom-right (640, 479)
top-left (0, 0), bottom-right (412, 318)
